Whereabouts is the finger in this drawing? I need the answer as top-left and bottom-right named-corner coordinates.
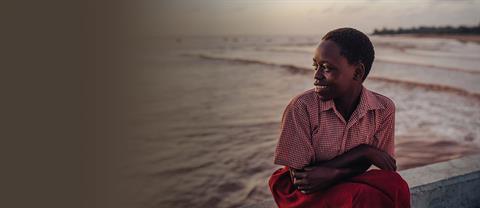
top-left (388, 162), bottom-right (395, 171)
top-left (295, 179), bottom-right (309, 185)
top-left (388, 156), bottom-right (397, 171)
top-left (289, 170), bottom-right (295, 183)
top-left (297, 185), bottom-right (312, 191)
top-left (303, 166), bottom-right (315, 171)
top-left (385, 157), bottom-right (394, 171)
top-left (379, 158), bottom-right (393, 171)
top-left (386, 155), bottom-right (397, 170)
top-left (387, 157), bottom-right (395, 171)
top-left (389, 160), bottom-right (396, 171)
top-left (298, 186), bottom-right (314, 194)
top-left (382, 155), bottom-right (395, 171)
top-left (293, 171), bottom-right (307, 179)
top-left (300, 190), bottom-right (312, 194)
top-left (381, 156), bottom-right (392, 171)
top-left (293, 179), bottom-right (309, 186)
top-left (300, 186), bottom-right (321, 194)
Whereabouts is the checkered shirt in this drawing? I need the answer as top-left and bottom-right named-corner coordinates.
top-left (274, 86), bottom-right (395, 169)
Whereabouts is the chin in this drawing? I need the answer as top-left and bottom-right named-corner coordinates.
top-left (317, 93), bottom-right (333, 101)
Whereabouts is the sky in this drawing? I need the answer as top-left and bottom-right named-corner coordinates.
top-left (139, 0), bottom-right (480, 36)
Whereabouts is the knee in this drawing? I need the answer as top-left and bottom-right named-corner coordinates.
top-left (391, 172), bottom-right (410, 192)
top-left (384, 171), bottom-right (411, 204)
top-left (373, 170), bottom-right (410, 194)
top-left (391, 172), bottom-right (411, 206)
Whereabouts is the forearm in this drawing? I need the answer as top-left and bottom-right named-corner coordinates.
top-left (308, 158), bottom-right (371, 189)
top-left (293, 158), bottom-right (372, 192)
top-left (291, 144), bottom-right (395, 193)
top-left (332, 158), bottom-right (371, 180)
top-left (291, 145), bottom-right (376, 193)
top-left (316, 144), bottom-right (372, 169)
top-left (314, 145), bottom-right (373, 183)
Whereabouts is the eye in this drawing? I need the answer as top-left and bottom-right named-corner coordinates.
top-left (322, 64), bottom-right (333, 72)
top-left (323, 66), bottom-right (331, 72)
top-left (313, 63), bottom-right (334, 72)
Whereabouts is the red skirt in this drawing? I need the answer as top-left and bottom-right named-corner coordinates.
top-left (269, 166), bottom-right (410, 208)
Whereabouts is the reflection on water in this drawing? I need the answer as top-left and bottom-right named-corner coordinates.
top-left (126, 36), bottom-right (480, 208)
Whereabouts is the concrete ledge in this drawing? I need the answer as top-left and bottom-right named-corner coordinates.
top-left (400, 154), bottom-right (480, 208)
top-left (242, 154), bottom-right (480, 208)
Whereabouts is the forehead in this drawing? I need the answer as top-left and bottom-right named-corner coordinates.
top-left (313, 40), bottom-right (344, 66)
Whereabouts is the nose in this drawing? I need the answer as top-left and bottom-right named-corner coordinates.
top-left (314, 67), bottom-right (325, 81)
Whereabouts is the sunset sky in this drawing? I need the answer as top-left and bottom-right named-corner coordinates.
top-left (141, 0), bottom-right (480, 36)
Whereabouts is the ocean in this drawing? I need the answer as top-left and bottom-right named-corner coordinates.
top-left (125, 35), bottom-right (480, 208)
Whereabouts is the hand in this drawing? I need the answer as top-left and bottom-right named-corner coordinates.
top-left (365, 146), bottom-right (397, 171)
top-left (291, 166), bottom-right (339, 194)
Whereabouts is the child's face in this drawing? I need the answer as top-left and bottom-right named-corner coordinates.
top-left (312, 40), bottom-right (359, 101)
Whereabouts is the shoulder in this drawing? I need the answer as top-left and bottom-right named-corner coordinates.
top-left (369, 89), bottom-right (396, 114)
top-left (287, 89), bottom-right (317, 109)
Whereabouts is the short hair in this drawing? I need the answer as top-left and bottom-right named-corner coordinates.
top-left (321, 28), bottom-right (375, 80)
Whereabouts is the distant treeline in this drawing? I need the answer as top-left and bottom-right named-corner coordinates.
top-left (372, 23), bottom-right (480, 35)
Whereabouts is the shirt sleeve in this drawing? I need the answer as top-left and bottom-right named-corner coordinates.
top-left (273, 99), bottom-right (315, 169)
top-left (374, 109), bottom-right (395, 158)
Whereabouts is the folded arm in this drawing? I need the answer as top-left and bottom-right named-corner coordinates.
top-left (291, 144), bottom-right (396, 194)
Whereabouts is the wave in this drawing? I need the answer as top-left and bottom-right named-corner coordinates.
top-left (367, 76), bottom-right (480, 99)
top-left (253, 47), bottom-right (480, 75)
top-left (254, 47), bottom-right (312, 54)
top-left (185, 53), bottom-right (311, 75)
top-left (375, 59), bottom-right (480, 75)
top-left (185, 53), bottom-right (480, 99)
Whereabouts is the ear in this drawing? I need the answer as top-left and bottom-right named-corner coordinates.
top-left (353, 63), bottom-right (365, 81)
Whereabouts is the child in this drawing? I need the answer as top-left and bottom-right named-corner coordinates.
top-left (269, 28), bottom-right (410, 207)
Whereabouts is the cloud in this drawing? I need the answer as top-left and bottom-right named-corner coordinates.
top-left (143, 0), bottom-right (480, 36)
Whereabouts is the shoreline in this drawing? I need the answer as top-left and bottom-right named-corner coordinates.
top-left (376, 34), bottom-right (480, 44)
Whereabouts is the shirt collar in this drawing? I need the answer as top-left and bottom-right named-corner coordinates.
top-left (318, 86), bottom-right (385, 112)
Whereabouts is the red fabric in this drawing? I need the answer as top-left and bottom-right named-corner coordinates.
top-left (269, 166), bottom-right (410, 208)
top-left (274, 87), bottom-right (396, 170)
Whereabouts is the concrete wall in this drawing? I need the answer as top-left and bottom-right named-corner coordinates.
top-left (400, 154), bottom-right (480, 208)
top-left (241, 154), bottom-right (480, 208)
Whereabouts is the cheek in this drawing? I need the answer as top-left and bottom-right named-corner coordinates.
top-left (324, 73), bottom-right (342, 86)
top-left (329, 77), bottom-right (352, 93)
top-left (323, 73), bottom-right (336, 81)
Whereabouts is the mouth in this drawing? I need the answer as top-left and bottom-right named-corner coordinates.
top-left (314, 85), bottom-right (328, 92)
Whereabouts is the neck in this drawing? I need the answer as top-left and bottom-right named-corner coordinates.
top-left (334, 85), bottom-right (363, 120)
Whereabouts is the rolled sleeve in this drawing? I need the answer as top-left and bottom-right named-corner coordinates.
top-left (374, 110), bottom-right (395, 158)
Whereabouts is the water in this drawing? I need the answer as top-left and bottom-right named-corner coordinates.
top-left (126, 35), bottom-right (480, 208)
